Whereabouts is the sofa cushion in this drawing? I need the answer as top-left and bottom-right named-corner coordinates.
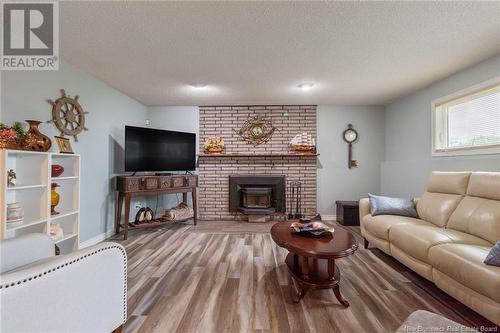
top-left (467, 172), bottom-right (500, 201)
top-left (363, 214), bottom-right (431, 241)
top-left (426, 171), bottom-right (471, 195)
top-left (389, 224), bottom-right (491, 263)
top-left (429, 243), bottom-right (500, 303)
top-left (484, 241), bottom-right (500, 267)
top-left (447, 196), bottom-right (500, 244)
top-left (416, 192), bottom-right (463, 227)
top-left (368, 193), bottom-right (418, 217)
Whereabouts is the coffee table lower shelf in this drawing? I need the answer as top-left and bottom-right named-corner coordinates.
top-left (285, 253), bottom-right (349, 307)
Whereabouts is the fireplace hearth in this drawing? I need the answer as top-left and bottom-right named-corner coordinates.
top-left (229, 175), bottom-right (286, 216)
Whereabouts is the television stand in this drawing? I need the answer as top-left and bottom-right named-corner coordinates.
top-left (115, 175), bottom-right (198, 240)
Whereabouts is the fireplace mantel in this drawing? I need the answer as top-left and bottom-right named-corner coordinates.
top-left (198, 152), bottom-right (319, 158)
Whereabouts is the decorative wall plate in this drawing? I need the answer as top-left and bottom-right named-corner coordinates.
top-left (236, 115), bottom-right (276, 146)
top-left (47, 89), bottom-right (88, 141)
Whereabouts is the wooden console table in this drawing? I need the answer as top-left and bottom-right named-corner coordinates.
top-left (115, 175), bottom-right (198, 240)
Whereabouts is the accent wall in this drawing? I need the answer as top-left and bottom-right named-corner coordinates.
top-left (382, 55), bottom-right (500, 197)
top-left (1, 61), bottom-right (148, 243)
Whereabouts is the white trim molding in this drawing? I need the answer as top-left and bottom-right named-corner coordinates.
top-left (79, 229), bottom-right (115, 249)
top-left (321, 214), bottom-right (337, 221)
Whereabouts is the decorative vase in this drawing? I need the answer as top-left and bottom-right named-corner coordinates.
top-left (51, 183), bottom-right (60, 215)
top-left (25, 120), bottom-right (51, 152)
top-left (7, 202), bottom-right (24, 224)
top-left (51, 164), bottom-right (64, 177)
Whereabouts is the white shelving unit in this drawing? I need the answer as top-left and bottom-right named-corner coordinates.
top-left (1, 149), bottom-right (81, 254)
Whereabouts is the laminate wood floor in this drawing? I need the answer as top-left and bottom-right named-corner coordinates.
top-left (109, 220), bottom-right (496, 333)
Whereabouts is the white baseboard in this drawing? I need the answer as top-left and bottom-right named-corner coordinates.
top-left (321, 214), bottom-right (337, 221)
top-left (79, 229), bottom-right (115, 249)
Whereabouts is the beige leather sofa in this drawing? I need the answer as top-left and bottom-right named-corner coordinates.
top-left (0, 233), bottom-right (127, 333)
top-left (360, 172), bottom-right (500, 326)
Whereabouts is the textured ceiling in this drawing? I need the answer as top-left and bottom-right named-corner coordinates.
top-left (60, 1), bottom-right (500, 106)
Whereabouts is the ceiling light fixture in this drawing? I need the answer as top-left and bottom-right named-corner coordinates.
top-left (191, 83), bottom-right (207, 89)
top-left (297, 82), bottom-right (315, 90)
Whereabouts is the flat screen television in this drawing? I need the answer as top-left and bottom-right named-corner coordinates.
top-left (125, 126), bottom-right (196, 172)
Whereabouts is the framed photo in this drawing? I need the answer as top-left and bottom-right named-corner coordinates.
top-left (55, 136), bottom-right (74, 154)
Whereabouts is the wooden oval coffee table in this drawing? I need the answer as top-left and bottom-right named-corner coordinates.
top-left (271, 220), bottom-right (358, 306)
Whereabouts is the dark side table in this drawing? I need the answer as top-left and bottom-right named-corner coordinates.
top-left (335, 201), bottom-right (360, 226)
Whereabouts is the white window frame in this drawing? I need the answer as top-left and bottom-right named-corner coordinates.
top-left (431, 77), bottom-right (500, 157)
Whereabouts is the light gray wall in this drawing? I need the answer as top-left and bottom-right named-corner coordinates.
top-left (382, 55), bottom-right (500, 197)
top-left (148, 106), bottom-right (199, 138)
top-left (1, 61), bottom-right (148, 242)
top-left (317, 106), bottom-right (385, 215)
top-left (145, 106), bottom-right (199, 214)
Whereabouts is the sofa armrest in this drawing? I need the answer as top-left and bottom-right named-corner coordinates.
top-left (359, 198), bottom-right (370, 221)
top-left (0, 233), bottom-right (55, 274)
top-left (359, 198), bottom-right (371, 239)
top-left (0, 242), bottom-right (127, 333)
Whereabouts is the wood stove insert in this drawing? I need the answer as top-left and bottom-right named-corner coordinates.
top-left (229, 175), bottom-right (286, 215)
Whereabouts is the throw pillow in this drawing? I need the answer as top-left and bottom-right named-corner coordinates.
top-left (484, 241), bottom-right (500, 267)
top-left (368, 193), bottom-right (418, 218)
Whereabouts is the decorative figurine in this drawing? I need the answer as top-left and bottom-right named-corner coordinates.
top-left (6, 202), bottom-right (24, 225)
top-left (7, 169), bottom-right (16, 187)
top-left (290, 132), bottom-right (316, 153)
top-left (49, 222), bottom-right (64, 240)
top-left (51, 183), bottom-right (60, 215)
top-left (203, 136), bottom-right (225, 153)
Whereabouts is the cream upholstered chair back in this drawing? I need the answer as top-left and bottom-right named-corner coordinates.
top-left (0, 233), bottom-right (55, 274)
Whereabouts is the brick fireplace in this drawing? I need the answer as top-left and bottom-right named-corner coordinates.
top-left (198, 105), bottom-right (317, 220)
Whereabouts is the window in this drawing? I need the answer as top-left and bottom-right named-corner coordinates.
top-left (432, 79), bottom-right (500, 156)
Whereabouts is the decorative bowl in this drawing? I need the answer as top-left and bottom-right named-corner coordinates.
top-left (51, 164), bottom-right (64, 177)
top-left (290, 221), bottom-right (334, 236)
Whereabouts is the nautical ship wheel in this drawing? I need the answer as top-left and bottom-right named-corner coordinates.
top-left (47, 89), bottom-right (88, 141)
